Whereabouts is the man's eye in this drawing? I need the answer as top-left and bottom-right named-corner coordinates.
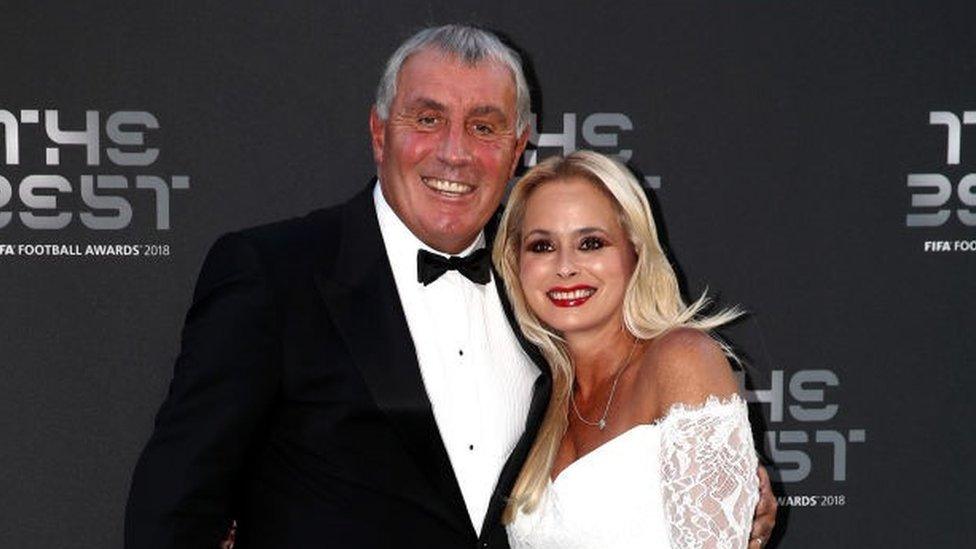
top-left (579, 237), bottom-right (605, 251)
top-left (418, 115), bottom-right (440, 126)
top-left (527, 240), bottom-right (554, 253)
top-left (472, 123), bottom-right (494, 135)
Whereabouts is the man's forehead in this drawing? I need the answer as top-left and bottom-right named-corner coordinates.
top-left (395, 49), bottom-right (516, 100)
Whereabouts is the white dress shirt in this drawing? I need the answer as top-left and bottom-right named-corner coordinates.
top-left (373, 183), bottom-right (539, 533)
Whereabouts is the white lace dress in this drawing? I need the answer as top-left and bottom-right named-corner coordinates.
top-left (507, 395), bottom-right (759, 549)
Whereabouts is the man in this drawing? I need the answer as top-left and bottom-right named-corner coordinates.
top-left (126, 25), bottom-right (776, 548)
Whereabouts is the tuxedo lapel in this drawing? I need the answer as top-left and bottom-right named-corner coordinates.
top-left (313, 185), bottom-right (473, 538)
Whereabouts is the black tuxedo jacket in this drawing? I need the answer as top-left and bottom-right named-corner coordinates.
top-left (125, 184), bottom-right (551, 549)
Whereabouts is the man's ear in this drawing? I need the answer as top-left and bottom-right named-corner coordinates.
top-left (369, 107), bottom-right (385, 166)
top-left (509, 127), bottom-right (530, 177)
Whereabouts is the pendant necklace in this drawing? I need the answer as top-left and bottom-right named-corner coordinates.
top-left (571, 337), bottom-right (640, 431)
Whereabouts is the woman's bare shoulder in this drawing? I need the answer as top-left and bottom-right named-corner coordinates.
top-left (637, 327), bottom-right (738, 413)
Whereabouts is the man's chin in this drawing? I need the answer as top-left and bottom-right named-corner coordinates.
top-left (425, 225), bottom-right (482, 253)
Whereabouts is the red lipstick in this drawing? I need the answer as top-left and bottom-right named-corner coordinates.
top-left (547, 285), bottom-right (597, 308)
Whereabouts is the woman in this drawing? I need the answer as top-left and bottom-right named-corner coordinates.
top-left (494, 150), bottom-right (760, 548)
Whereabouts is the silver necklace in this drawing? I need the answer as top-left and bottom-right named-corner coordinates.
top-left (571, 338), bottom-right (640, 431)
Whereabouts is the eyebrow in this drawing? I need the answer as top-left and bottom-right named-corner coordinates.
top-left (406, 97), bottom-right (447, 112)
top-left (403, 98), bottom-right (508, 121)
top-left (469, 105), bottom-right (508, 120)
top-left (522, 227), bottom-right (609, 241)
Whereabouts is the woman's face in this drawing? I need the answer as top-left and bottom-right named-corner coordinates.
top-left (518, 177), bottom-right (637, 337)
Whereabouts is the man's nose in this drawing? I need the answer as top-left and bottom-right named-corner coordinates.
top-left (436, 121), bottom-right (473, 166)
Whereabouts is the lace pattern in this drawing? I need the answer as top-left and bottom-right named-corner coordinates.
top-left (659, 394), bottom-right (759, 549)
top-left (506, 394), bottom-right (758, 549)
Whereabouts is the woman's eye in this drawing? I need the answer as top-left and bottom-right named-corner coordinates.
top-left (527, 240), bottom-right (554, 253)
top-left (579, 236), bottom-right (605, 251)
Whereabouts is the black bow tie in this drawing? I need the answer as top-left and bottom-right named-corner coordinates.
top-left (417, 248), bottom-right (491, 286)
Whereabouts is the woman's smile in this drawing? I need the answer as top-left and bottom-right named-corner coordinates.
top-left (546, 285), bottom-right (598, 307)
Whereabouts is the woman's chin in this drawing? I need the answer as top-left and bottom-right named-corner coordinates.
top-left (540, 315), bottom-right (599, 337)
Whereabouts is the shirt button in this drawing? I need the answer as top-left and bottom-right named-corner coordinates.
top-left (469, 444), bottom-right (474, 451)
top-left (459, 349), bottom-right (464, 356)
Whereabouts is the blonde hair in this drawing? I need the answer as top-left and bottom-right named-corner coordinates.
top-left (492, 150), bottom-right (740, 523)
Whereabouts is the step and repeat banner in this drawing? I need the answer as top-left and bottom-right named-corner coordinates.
top-left (1, 2), bottom-right (973, 547)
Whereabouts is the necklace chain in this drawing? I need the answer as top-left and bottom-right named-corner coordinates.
top-left (571, 338), bottom-right (640, 431)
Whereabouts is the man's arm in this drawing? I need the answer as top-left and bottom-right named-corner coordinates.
top-left (750, 465), bottom-right (778, 546)
top-left (125, 233), bottom-right (280, 549)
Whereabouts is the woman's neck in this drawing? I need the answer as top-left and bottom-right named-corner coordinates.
top-left (566, 324), bottom-right (639, 398)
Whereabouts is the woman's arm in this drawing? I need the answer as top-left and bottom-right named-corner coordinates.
top-left (658, 395), bottom-right (759, 549)
top-left (642, 328), bottom-right (760, 548)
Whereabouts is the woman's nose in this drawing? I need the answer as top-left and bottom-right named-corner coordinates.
top-left (556, 249), bottom-right (578, 278)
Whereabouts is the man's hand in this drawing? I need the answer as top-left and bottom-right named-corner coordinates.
top-left (220, 521), bottom-right (236, 549)
top-left (749, 465), bottom-right (777, 547)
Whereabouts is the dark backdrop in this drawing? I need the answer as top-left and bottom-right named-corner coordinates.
top-left (2, 2), bottom-right (974, 547)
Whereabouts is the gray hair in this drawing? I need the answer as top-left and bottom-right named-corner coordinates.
top-left (374, 24), bottom-right (532, 134)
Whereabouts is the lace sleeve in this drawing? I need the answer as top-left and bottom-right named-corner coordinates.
top-left (658, 394), bottom-right (759, 549)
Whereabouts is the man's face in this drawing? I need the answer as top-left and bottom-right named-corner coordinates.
top-left (370, 48), bottom-right (529, 254)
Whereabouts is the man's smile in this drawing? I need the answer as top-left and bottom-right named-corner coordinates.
top-left (422, 176), bottom-right (475, 197)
